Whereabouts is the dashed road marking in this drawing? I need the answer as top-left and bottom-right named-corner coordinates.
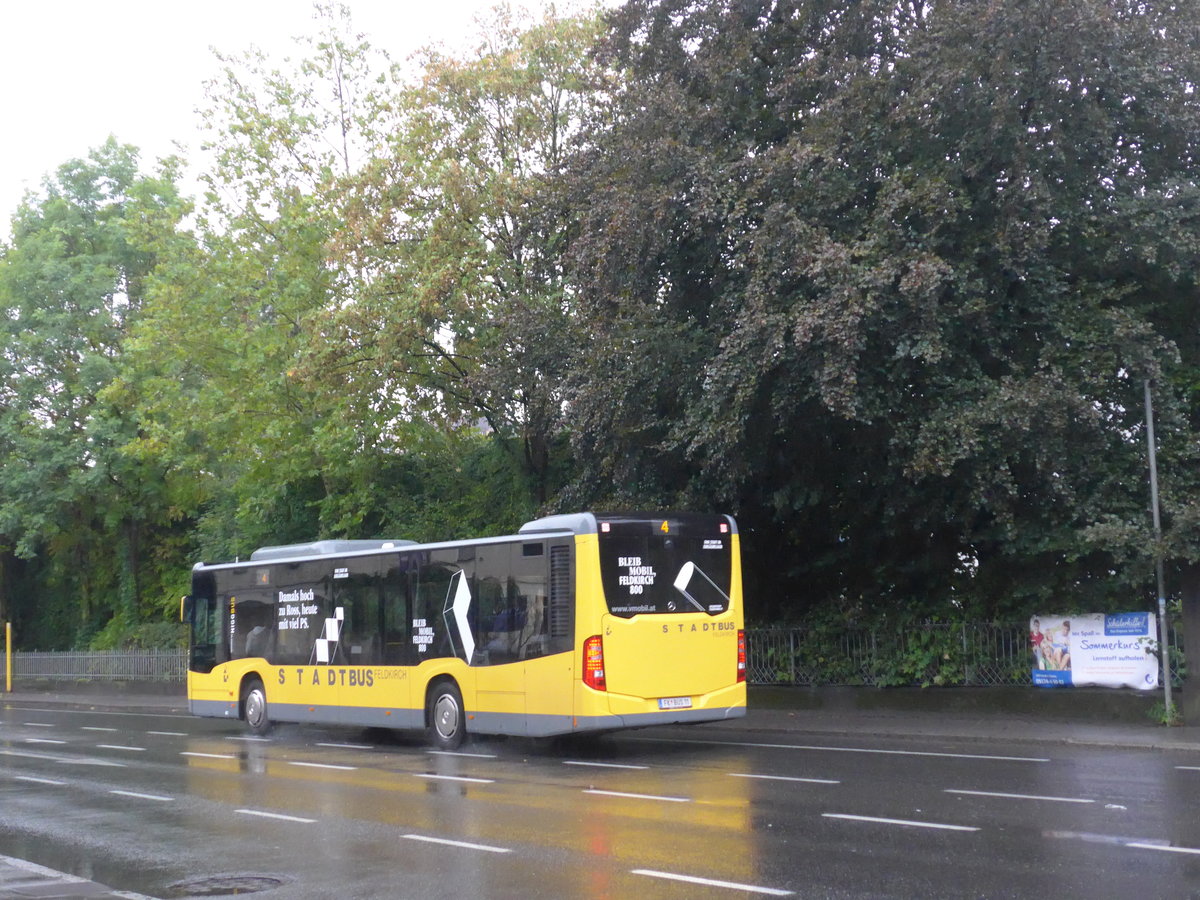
top-left (110, 789), bottom-right (173, 802)
top-left (632, 869), bottom-right (793, 896)
top-left (584, 789), bottom-right (689, 803)
top-left (236, 809), bottom-right (317, 824)
top-left (565, 761), bottom-right (649, 770)
top-left (947, 788), bottom-right (1093, 804)
top-left (730, 773), bottom-right (839, 784)
top-left (823, 813), bottom-right (979, 832)
top-left (401, 834), bottom-right (511, 854)
top-left (288, 761), bottom-right (357, 771)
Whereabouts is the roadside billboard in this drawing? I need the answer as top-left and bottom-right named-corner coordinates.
top-left (1030, 613), bottom-right (1159, 690)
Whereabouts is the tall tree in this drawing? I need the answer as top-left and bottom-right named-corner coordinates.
top-left (328, 6), bottom-right (608, 506)
top-left (563, 0), bottom-right (1200, 620)
top-left (0, 138), bottom-right (188, 646)
top-left (119, 3), bottom-right (401, 556)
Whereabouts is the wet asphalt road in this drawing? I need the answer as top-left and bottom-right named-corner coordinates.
top-left (2, 702), bottom-right (1200, 898)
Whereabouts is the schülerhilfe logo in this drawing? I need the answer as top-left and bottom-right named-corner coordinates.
top-left (1104, 613), bottom-right (1150, 636)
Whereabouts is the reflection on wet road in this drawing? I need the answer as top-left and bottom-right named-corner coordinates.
top-left (3, 705), bottom-right (1200, 897)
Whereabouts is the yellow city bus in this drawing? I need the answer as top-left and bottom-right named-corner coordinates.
top-left (182, 512), bottom-right (746, 748)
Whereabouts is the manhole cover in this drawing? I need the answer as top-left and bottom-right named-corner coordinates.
top-left (165, 874), bottom-right (288, 897)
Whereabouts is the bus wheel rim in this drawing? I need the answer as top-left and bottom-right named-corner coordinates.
top-left (434, 693), bottom-right (459, 738)
top-left (246, 690), bottom-right (265, 728)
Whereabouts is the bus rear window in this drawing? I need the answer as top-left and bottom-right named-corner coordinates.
top-left (597, 515), bottom-right (732, 617)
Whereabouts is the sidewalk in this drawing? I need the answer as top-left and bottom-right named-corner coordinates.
top-left (709, 703), bottom-right (1200, 752)
top-left (4, 683), bottom-right (1199, 750)
top-left (0, 854), bottom-right (152, 899)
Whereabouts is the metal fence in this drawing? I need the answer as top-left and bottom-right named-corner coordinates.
top-left (0, 649), bottom-right (187, 682)
top-left (0, 623), bottom-right (1184, 688)
top-left (745, 622), bottom-right (1184, 687)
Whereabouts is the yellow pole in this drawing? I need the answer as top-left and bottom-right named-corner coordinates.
top-left (5, 622), bottom-right (11, 693)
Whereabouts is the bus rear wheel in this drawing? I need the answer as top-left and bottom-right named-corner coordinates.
top-left (242, 678), bottom-right (271, 735)
top-left (427, 680), bottom-right (465, 750)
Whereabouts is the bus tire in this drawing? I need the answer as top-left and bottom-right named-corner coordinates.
top-left (242, 677), bottom-right (271, 735)
top-left (427, 679), bottom-right (465, 750)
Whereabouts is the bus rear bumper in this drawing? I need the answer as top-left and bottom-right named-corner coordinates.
top-left (571, 703), bottom-right (746, 734)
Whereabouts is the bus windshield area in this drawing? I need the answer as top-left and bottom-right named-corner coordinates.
top-left (597, 515), bottom-right (732, 617)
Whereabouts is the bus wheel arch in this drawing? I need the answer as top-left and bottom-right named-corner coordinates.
top-left (240, 675), bottom-right (271, 735)
top-left (425, 677), bottom-right (465, 750)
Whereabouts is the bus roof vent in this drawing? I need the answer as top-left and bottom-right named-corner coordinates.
top-left (519, 512), bottom-right (598, 535)
top-left (249, 539), bottom-right (415, 562)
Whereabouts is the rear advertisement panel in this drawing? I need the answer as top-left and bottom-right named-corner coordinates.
top-left (1030, 613), bottom-right (1159, 690)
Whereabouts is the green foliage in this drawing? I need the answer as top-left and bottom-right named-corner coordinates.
top-left (90, 616), bottom-right (187, 651)
top-left (329, 5), bottom-right (607, 505)
top-left (4, 1), bottom-right (1200, 646)
top-left (0, 139), bottom-right (192, 646)
top-left (1149, 700), bottom-right (1183, 728)
top-left (560, 0), bottom-right (1200, 621)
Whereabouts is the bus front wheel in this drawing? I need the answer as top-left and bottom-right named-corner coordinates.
top-left (242, 678), bottom-right (271, 735)
top-left (427, 680), bottom-right (465, 750)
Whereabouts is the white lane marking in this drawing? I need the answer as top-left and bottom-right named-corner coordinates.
top-left (730, 773), bottom-right (840, 785)
top-left (226, 736), bottom-right (271, 743)
top-left (288, 761), bottom-right (358, 771)
top-left (823, 813), bottom-right (979, 832)
top-left (22, 723), bottom-right (55, 728)
top-left (564, 760), bottom-right (650, 770)
top-left (584, 789), bottom-right (689, 803)
top-left (24, 738), bottom-right (67, 745)
top-left (60, 757), bottom-right (127, 768)
top-left (9, 706), bottom-right (192, 720)
top-left (1126, 842), bottom-right (1200, 855)
top-left (947, 788), bottom-right (1094, 804)
top-left (643, 737), bottom-right (1048, 763)
top-left (181, 751), bottom-right (237, 760)
top-left (316, 742), bottom-right (373, 750)
top-left (236, 809), bottom-right (317, 824)
top-left (1046, 830), bottom-right (1152, 846)
top-left (412, 773), bottom-right (495, 784)
top-left (401, 834), bottom-right (511, 854)
top-left (147, 731), bottom-right (188, 736)
top-left (632, 869), bottom-right (793, 896)
top-left (15, 775), bottom-right (67, 786)
top-left (1, 749), bottom-right (125, 768)
top-left (97, 744), bottom-right (146, 752)
top-left (81, 727), bottom-right (118, 732)
top-left (428, 750), bottom-right (498, 759)
top-left (1175, 766), bottom-right (1200, 771)
top-left (110, 789), bottom-right (173, 802)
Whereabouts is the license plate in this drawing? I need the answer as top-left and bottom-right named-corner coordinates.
top-left (657, 696), bottom-right (692, 710)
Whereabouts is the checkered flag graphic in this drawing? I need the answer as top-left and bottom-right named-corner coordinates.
top-left (312, 606), bottom-right (345, 664)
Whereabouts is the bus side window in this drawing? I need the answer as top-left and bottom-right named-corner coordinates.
top-left (413, 551), bottom-right (463, 660)
top-left (513, 543), bottom-right (548, 661)
top-left (340, 568), bottom-right (382, 666)
top-left (234, 591), bottom-right (274, 660)
top-left (382, 561), bottom-right (411, 665)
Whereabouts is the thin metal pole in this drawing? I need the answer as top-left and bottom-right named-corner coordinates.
top-left (1144, 379), bottom-right (1173, 718)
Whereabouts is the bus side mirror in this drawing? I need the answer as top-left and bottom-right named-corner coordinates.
top-left (181, 595), bottom-right (194, 623)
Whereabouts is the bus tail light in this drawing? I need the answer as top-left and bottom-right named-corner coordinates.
top-left (737, 629), bottom-right (746, 683)
top-left (583, 635), bottom-right (606, 691)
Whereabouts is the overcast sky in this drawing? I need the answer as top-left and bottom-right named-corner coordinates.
top-left (0, 0), bottom-right (566, 230)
